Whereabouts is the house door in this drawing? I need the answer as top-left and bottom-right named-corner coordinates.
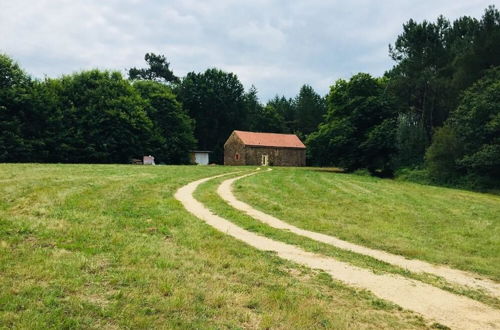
top-left (261, 154), bottom-right (269, 166)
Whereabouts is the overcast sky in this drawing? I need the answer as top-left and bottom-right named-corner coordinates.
top-left (0, 0), bottom-right (494, 101)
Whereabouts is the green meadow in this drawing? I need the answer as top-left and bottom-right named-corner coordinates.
top-left (0, 164), bottom-right (428, 329)
top-left (234, 167), bottom-right (500, 281)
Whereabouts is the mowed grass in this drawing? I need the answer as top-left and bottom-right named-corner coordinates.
top-left (195, 175), bottom-right (500, 308)
top-left (235, 167), bottom-right (500, 281)
top-left (0, 164), bottom-right (427, 329)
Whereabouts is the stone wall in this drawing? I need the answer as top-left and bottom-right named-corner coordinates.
top-left (244, 146), bottom-right (305, 166)
top-left (224, 133), bottom-right (246, 165)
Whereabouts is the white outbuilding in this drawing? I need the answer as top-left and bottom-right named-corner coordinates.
top-left (189, 150), bottom-right (211, 165)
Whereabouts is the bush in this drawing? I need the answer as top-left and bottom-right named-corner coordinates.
top-left (352, 168), bottom-right (371, 176)
top-left (394, 167), bottom-right (432, 185)
top-left (306, 73), bottom-right (398, 172)
top-left (425, 126), bottom-right (463, 182)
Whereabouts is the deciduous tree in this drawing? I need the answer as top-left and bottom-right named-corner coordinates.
top-left (133, 81), bottom-right (196, 164)
top-left (307, 74), bottom-right (397, 175)
top-left (177, 68), bottom-right (246, 163)
top-left (55, 70), bottom-right (154, 163)
top-left (426, 66), bottom-right (500, 185)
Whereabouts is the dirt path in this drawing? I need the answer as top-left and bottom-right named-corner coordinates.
top-left (175, 173), bottom-right (500, 330)
top-left (218, 170), bottom-right (500, 298)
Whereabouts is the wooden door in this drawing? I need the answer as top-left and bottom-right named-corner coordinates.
top-left (261, 154), bottom-right (269, 166)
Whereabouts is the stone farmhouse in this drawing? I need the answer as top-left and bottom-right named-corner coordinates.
top-left (224, 130), bottom-right (306, 166)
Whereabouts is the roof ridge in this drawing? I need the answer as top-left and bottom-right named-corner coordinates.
top-left (234, 130), bottom-right (297, 135)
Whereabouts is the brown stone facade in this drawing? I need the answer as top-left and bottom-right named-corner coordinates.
top-left (224, 132), bottom-right (247, 165)
top-left (243, 146), bottom-right (305, 166)
top-left (224, 131), bottom-right (306, 166)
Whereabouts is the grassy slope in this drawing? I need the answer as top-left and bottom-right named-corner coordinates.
top-left (0, 164), bottom-right (425, 329)
top-left (195, 175), bottom-right (499, 309)
top-left (235, 168), bottom-right (500, 281)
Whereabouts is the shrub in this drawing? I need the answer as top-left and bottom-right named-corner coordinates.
top-left (425, 126), bottom-right (463, 182)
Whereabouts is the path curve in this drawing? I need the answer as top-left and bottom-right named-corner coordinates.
top-left (175, 173), bottom-right (500, 330)
top-left (218, 171), bottom-right (500, 298)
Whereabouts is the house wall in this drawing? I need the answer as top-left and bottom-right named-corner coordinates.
top-left (244, 147), bottom-right (305, 166)
top-left (224, 133), bottom-right (246, 165)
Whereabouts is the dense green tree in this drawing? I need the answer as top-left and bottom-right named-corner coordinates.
top-left (426, 66), bottom-right (500, 185)
top-left (244, 85), bottom-right (263, 131)
top-left (388, 6), bottom-right (500, 132)
top-left (133, 81), bottom-right (196, 164)
top-left (387, 15), bottom-right (453, 136)
top-left (387, 6), bottom-right (500, 169)
top-left (307, 74), bottom-right (397, 174)
top-left (177, 68), bottom-right (246, 163)
top-left (0, 54), bottom-right (62, 162)
top-left (0, 54), bottom-right (33, 161)
top-left (55, 70), bottom-right (154, 163)
top-left (294, 85), bottom-right (326, 138)
top-left (129, 53), bottom-right (179, 84)
top-left (394, 112), bottom-right (428, 167)
top-left (425, 126), bottom-right (463, 182)
top-left (266, 96), bottom-right (296, 133)
top-left (244, 87), bottom-right (286, 133)
top-left (0, 57), bottom-right (193, 164)
top-left (23, 79), bottom-right (66, 162)
top-left (254, 105), bottom-right (287, 133)
top-left (450, 6), bottom-right (500, 91)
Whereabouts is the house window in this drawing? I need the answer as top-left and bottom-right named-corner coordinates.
top-left (235, 153), bottom-right (240, 161)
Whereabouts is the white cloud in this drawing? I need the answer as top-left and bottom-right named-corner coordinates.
top-left (0, 0), bottom-right (494, 100)
top-left (228, 22), bottom-right (286, 51)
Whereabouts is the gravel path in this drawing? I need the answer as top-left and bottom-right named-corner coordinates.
top-left (218, 170), bottom-right (500, 298)
top-left (175, 172), bottom-right (500, 330)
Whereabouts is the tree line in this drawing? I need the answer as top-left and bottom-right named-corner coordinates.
top-left (1, 5), bottom-right (498, 187)
top-left (0, 52), bottom-right (326, 165)
top-left (307, 5), bottom-right (499, 187)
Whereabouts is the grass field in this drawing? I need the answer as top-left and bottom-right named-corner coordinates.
top-left (195, 174), bottom-right (500, 309)
top-left (234, 167), bottom-right (500, 281)
top-left (0, 164), bottom-right (428, 329)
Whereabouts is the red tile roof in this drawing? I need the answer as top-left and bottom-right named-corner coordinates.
top-left (233, 130), bottom-right (306, 149)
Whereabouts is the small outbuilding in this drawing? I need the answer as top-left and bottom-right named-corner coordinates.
top-left (143, 155), bottom-right (155, 165)
top-left (189, 150), bottom-right (211, 165)
top-left (224, 130), bottom-right (306, 166)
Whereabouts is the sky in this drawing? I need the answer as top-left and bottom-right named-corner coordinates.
top-left (0, 0), bottom-right (494, 101)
